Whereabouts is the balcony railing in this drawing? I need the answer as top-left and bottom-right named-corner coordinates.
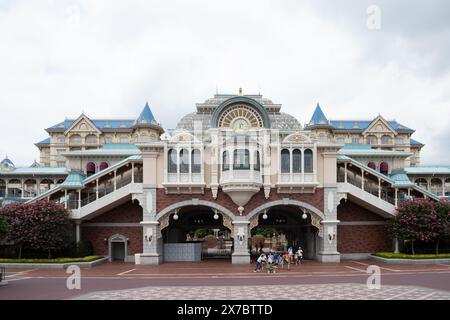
top-left (220, 170), bottom-right (262, 184)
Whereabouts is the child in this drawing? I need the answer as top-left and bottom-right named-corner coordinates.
top-left (296, 246), bottom-right (304, 264)
top-left (266, 252), bottom-right (275, 274)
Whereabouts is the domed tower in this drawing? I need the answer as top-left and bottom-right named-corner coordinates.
top-left (1, 156), bottom-right (15, 171)
top-left (132, 102), bottom-right (164, 143)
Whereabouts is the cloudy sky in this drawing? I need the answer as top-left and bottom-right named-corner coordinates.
top-left (0, 0), bottom-right (449, 166)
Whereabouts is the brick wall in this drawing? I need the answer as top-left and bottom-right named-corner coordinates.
top-left (337, 200), bottom-right (392, 253)
top-left (156, 188), bottom-right (324, 216)
top-left (89, 201), bottom-right (142, 223)
top-left (81, 226), bottom-right (142, 256)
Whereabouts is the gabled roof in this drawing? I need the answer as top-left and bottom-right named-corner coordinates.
top-left (64, 114), bottom-right (102, 135)
top-left (46, 119), bottom-right (135, 132)
top-left (362, 115), bottom-right (398, 135)
top-left (329, 120), bottom-right (414, 132)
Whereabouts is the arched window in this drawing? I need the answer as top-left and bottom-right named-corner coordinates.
top-left (304, 149), bottom-right (313, 173)
top-left (415, 178), bottom-right (428, 190)
top-left (254, 151), bottom-right (260, 171)
top-left (191, 149), bottom-right (201, 173)
top-left (85, 134), bottom-right (97, 144)
top-left (292, 149), bottom-right (301, 173)
top-left (0, 179), bottom-right (6, 197)
top-left (86, 162), bottom-right (96, 176)
top-left (69, 134), bottom-right (82, 144)
top-left (233, 149), bottom-right (250, 170)
top-left (366, 135), bottom-right (377, 145)
top-left (379, 162), bottom-right (389, 175)
top-left (222, 151), bottom-right (230, 171)
top-left (179, 149), bottom-right (189, 173)
top-left (430, 178), bottom-right (442, 196)
top-left (168, 149), bottom-right (177, 173)
top-left (281, 149), bottom-right (290, 173)
top-left (367, 162), bottom-right (376, 170)
top-left (445, 178), bottom-right (450, 196)
top-left (381, 135), bottom-right (392, 145)
top-left (99, 162), bottom-right (109, 171)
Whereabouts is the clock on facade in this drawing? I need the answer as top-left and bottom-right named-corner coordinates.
top-left (232, 118), bottom-right (250, 133)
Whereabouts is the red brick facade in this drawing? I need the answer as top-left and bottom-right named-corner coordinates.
top-left (156, 188), bottom-right (324, 216)
top-left (81, 201), bottom-right (143, 256)
top-left (337, 200), bottom-right (392, 253)
top-left (82, 226), bottom-right (143, 256)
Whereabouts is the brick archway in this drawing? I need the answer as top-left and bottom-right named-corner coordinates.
top-left (156, 200), bottom-right (236, 222)
top-left (246, 199), bottom-right (325, 221)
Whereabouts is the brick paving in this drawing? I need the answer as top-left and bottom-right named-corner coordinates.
top-left (75, 283), bottom-right (450, 300)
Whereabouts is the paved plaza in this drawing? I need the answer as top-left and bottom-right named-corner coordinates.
top-left (76, 283), bottom-right (450, 300)
top-left (1, 260), bottom-right (450, 300)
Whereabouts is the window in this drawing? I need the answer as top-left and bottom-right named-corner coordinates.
top-left (104, 136), bottom-right (113, 144)
top-left (69, 134), bottom-right (82, 144)
top-left (57, 161), bottom-right (66, 168)
top-left (336, 137), bottom-right (345, 144)
top-left (179, 149), bottom-right (189, 173)
top-left (222, 151), bottom-right (230, 171)
top-left (381, 135), bottom-right (392, 144)
top-left (292, 149), bottom-right (301, 173)
top-left (415, 178), bottom-right (428, 189)
top-left (395, 137), bottom-right (404, 145)
top-left (233, 149), bottom-right (250, 170)
top-left (352, 138), bottom-right (360, 144)
top-left (379, 162), bottom-right (389, 175)
top-left (85, 135), bottom-right (97, 144)
top-left (86, 162), bottom-right (96, 176)
top-left (304, 149), bottom-right (313, 173)
top-left (191, 149), bottom-right (201, 173)
top-left (57, 137), bottom-right (65, 144)
top-left (56, 149), bottom-right (66, 155)
top-left (281, 149), bottom-right (290, 173)
top-left (254, 151), bottom-right (260, 171)
top-left (430, 178), bottom-right (442, 196)
top-left (367, 162), bottom-right (376, 170)
top-left (99, 162), bottom-right (109, 171)
top-left (445, 178), bottom-right (450, 197)
top-left (119, 136), bottom-right (129, 144)
top-left (366, 135), bottom-right (377, 145)
top-left (168, 149), bottom-right (177, 173)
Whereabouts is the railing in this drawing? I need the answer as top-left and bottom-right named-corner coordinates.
top-left (221, 170), bottom-right (261, 184)
top-left (166, 173), bottom-right (203, 184)
top-left (279, 172), bottom-right (316, 183)
top-left (79, 175), bottom-right (134, 208)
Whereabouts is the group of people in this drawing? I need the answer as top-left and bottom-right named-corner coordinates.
top-left (253, 246), bottom-right (304, 273)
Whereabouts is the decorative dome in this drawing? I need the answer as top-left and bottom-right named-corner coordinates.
top-left (1, 156), bottom-right (15, 170)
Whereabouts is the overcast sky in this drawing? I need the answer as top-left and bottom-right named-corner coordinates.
top-left (0, 0), bottom-right (449, 166)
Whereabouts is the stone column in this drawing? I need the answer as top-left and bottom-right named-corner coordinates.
top-left (75, 220), bottom-right (81, 243)
top-left (135, 221), bottom-right (162, 265)
top-left (135, 145), bottom-right (163, 264)
top-left (318, 151), bottom-right (340, 263)
top-left (231, 220), bottom-right (251, 264)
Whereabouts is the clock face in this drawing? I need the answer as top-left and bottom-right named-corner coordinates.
top-left (232, 118), bottom-right (250, 133)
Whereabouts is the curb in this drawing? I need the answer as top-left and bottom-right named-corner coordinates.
top-left (370, 255), bottom-right (450, 265)
top-left (0, 257), bottom-right (108, 269)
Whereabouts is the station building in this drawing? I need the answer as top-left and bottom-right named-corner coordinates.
top-left (1, 91), bottom-right (448, 264)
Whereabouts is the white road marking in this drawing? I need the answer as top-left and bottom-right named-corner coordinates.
top-left (351, 260), bottom-right (400, 272)
top-left (117, 268), bottom-right (137, 276)
top-left (344, 266), bottom-right (366, 272)
top-left (6, 277), bottom-right (33, 282)
top-left (415, 292), bottom-right (435, 300)
top-left (385, 288), bottom-right (417, 300)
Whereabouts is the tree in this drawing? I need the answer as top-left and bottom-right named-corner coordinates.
top-left (0, 215), bottom-right (8, 240)
top-left (390, 198), bottom-right (440, 255)
top-left (0, 200), bottom-right (73, 258)
top-left (433, 200), bottom-right (450, 254)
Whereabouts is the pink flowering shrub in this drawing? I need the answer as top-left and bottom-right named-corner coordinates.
top-left (0, 200), bottom-right (72, 258)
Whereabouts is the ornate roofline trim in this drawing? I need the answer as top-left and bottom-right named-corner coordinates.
top-left (362, 115), bottom-right (398, 136)
top-left (64, 114), bottom-right (102, 135)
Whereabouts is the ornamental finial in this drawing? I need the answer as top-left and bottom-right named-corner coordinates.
top-left (238, 87), bottom-right (243, 96)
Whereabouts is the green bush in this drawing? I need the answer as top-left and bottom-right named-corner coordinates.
top-left (0, 255), bottom-right (104, 264)
top-left (76, 240), bottom-right (94, 257)
top-left (373, 252), bottom-right (450, 259)
top-left (194, 228), bottom-right (213, 238)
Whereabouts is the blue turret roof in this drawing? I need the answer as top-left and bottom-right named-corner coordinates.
top-left (135, 102), bottom-right (157, 126)
top-left (1, 156), bottom-right (14, 168)
top-left (308, 103), bottom-right (330, 126)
